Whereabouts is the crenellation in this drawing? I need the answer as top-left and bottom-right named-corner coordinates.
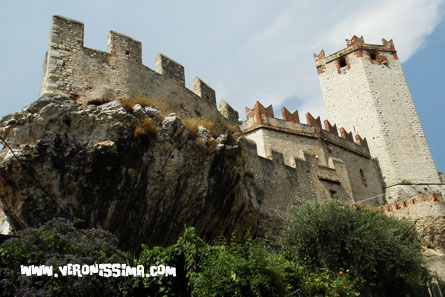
top-left (339, 127), bottom-right (354, 143)
top-left (281, 107), bottom-right (300, 123)
top-left (305, 112), bottom-right (322, 136)
top-left (108, 31), bottom-right (142, 63)
top-left (50, 15), bottom-right (84, 51)
top-left (193, 77), bottom-right (216, 106)
top-left (40, 15), bottom-right (224, 121)
top-left (271, 150), bottom-right (285, 164)
top-left (219, 99), bottom-right (239, 122)
top-left (354, 134), bottom-right (368, 150)
top-left (242, 101), bottom-right (383, 202)
top-left (245, 101), bottom-right (274, 122)
top-left (241, 102), bottom-right (370, 154)
top-left (155, 53), bottom-right (185, 86)
top-left (323, 119), bottom-right (337, 135)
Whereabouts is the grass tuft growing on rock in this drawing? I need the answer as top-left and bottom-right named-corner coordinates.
top-left (183, 118), bottom-right (220, 138)
top-left (121, 96), bottom-right (167, 112)
top-left (134, 118), bottom-right (158, 138)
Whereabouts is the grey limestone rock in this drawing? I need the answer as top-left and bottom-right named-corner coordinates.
top-left (0, 94), bottom-right (261, 248)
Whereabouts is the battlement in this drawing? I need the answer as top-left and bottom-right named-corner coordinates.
top-left (245, 138), bottom-right (342, 176)
top-left (314, 35), bottom-right (398, 70)
top-left (241, 101), bottom-right (370, 156)
top-left (40, 15), bottom-right (219, 119)
top-left (381, 192), bottom-right (445, 219)
top-left (244, 137), bottom-right (361, 202)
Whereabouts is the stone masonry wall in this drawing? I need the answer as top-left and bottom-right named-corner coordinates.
top-left (316, 36), bottom-right (440, 187)
top-left (245, 139), bottom-right (353, 238)
top-left (241, 102), bottom-right (384, 203)
top-left (40, 15), bottom-right (220, 120)
top-left (381, 191), bottom-right (445, 280)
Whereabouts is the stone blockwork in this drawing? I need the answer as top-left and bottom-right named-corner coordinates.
top-left (219, 99), bottom-right (239, 122)
top-left (241, 102), bottom-right (384, 204)
top-left (245, 139), bottom-right (352, 238)
top-left (40, 15), bottom-right (220, 120)
top-left (382, 192), bottom-right (445, 220)
top-left (316, 36), bottom-right (440, 189)
top-left (381, 191), bottom-right (445, 280)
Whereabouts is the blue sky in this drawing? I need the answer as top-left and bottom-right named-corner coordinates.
top-left (0, 0), bottom-right (444, 171)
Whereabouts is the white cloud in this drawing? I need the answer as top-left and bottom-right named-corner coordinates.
top-left (223, 0), bottom-right (444, 122)
top-left (324, 0), bottom-right (444, 61)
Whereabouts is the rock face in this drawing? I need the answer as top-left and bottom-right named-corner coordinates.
top-left (414, 216), bottom-right (445, 280)
top-left (0, 94), bottom-right (260, 248)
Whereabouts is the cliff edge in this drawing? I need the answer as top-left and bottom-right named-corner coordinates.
top-left (0, 94), bottom-right (261, 248)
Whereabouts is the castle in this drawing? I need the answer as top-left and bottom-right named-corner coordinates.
top-left (0, 13), bottom-right (442, 277)
top-left (39, 15), bottom-right (444, 215)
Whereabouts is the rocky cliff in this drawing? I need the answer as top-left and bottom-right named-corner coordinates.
top-left (0, 94), bottom-right (261, 248)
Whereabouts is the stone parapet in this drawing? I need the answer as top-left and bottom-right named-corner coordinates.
top-left (314, 35), bottom-right (397, 68)
top-left (40, 15), bottom-right (222, 120)
top-left (241, 101), bottom-right (370, 157)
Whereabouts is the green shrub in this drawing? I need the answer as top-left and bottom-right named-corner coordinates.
top-left (127, 228), bottom-right (359, 297)
top-left (190, 237), bottom-right (287, 297)
top-left (120, 227), bottom-right (210, 297)
top-left (283, 200), bottom-right (430, 296)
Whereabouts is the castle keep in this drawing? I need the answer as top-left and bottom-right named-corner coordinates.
top-left (315, 36), bottom-right (442, 201)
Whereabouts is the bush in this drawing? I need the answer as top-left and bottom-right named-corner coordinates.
top-left (119, 227), bottom-right (210, 297)
top-left (191, 237), bottom-right (287, 297)
top-left (126, 228), bottom-right (359, 297)
top-left (0, 218), bottom-right (125, 297)
top-left (283, 200), bottom-right (430, 296)
top-left (0, 220), bottom-right (361, 296)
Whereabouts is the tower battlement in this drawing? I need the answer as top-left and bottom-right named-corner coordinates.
top-left (40, 15), bottom-right (218, 119)
top-left (316, 35), bottom-right (440, 187)
top-left (314, 35), bottom-right (398, 73)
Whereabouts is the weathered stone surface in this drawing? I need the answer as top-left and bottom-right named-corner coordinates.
top-left (414, 216), bottom-right (445, 253)
top-left (0, 94), bottom-right (260, 248)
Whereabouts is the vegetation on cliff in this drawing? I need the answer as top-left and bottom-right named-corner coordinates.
top-left (0, 201), bottom-right (431, 296)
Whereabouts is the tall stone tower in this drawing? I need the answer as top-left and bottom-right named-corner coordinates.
top-left (314, 36), bottom-right (440, 195)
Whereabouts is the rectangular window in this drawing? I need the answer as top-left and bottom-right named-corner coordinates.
top-left (360, 169), bottom-right (367, 187)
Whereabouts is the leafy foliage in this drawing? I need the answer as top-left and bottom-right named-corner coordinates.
top-left (124, 229), bottom-right (359, 297)
top-left (283, 200), bottom-right (431, 296)
top-left (119, 227), bottom-right (209, 297)
top-left (0, 218), bottom-right (125, 297)
top-left (190, 236), bottom-right (286, 297)
top-left (1, 208), bottom-right (427, 297)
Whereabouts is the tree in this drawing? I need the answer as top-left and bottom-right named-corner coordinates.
top-left (282, 200), bottom-right (430, 296)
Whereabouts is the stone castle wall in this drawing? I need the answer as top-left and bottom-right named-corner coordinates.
top-left (241, 102), bottom-right (384, 203)
top-left (316, 36), bottom-right (440, 188)
top-left (40, 15), bottom-right (220, 120)
top-left (382, 192), bottom-right (445, 219)
top-left (245, 139), bottom-right (353, 237)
